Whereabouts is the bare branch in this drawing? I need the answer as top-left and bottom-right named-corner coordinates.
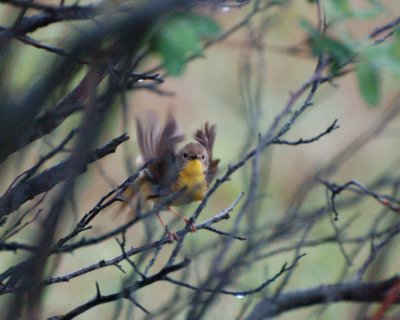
top-left (50, 259), bottom-right (191, 320)
top-left (246, 275), bottom-right (400, 319)
top-left (0, 134), bottom-right (129, 220)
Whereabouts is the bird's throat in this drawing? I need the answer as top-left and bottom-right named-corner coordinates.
top-left (174, 159), bottom-right (207, 202)
top-left (181, 159), bottom-right (204, 178)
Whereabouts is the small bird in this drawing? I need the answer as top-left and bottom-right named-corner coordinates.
top-left (127, 112), bottom-right (219, 241)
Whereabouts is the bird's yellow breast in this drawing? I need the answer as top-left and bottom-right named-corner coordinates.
top-left (172, 159), bottom-right (207, 204)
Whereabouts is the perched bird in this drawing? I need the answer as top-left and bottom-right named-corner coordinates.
top-left (127, 112), bottom-right (219, 241)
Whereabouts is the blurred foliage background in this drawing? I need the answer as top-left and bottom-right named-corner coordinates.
top-left (0, 0), bottom-right (400, 319)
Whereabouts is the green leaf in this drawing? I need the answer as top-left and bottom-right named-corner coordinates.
top-left (318, 37), bottom-right (353, 61)
top-left (301, 23), bottom-right (353, 73)
top-left (159, 17), bottom-right (202, 55)
top-left (299, 19), bottom-right (353, 63)
top-left (186, 13), bottom-right (220, 37)
top-left (157, 40), bottom-right (186, 76)
top-left (356, 62), bottom-right (381, 107)
top-left (153, 13), bottom-right (220, 76)
top-left (363, 44), bottom-right (400, 79)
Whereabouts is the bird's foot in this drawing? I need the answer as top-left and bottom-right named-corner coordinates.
top-left (184, 217), bottom-right (197, 233)
top-left (165, 225), bottom-right (180, 242)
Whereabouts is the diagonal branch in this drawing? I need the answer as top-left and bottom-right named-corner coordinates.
top-left (0, 134), bottom-right (129, 220)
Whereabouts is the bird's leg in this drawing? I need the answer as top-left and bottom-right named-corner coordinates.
top-left (156, 212), bottom-right (179, 242)
top-left (167, 207), bottom-right (196, 233)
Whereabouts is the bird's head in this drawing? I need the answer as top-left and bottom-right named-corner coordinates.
top-left (176, 143), bottom-right (209, 173)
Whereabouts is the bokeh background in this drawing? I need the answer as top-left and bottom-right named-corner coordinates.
top-left (1, 0), bottom-right (400, 319)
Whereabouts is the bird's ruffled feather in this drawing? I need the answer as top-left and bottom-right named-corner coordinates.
top-left (194, 122), bottom-right (219, 185)
top-left (136, 112), bottom-right (184, 188)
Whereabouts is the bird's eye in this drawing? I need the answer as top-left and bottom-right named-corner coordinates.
top-left (183, 153), bottom-right (188, 159)
top-left (201, 154), bottom-right (206, 160)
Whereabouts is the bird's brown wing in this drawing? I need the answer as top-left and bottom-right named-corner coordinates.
top-left (136, 112), bottom-right (184, 189)
top-left (194, 122), bottom-right (219, 185)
